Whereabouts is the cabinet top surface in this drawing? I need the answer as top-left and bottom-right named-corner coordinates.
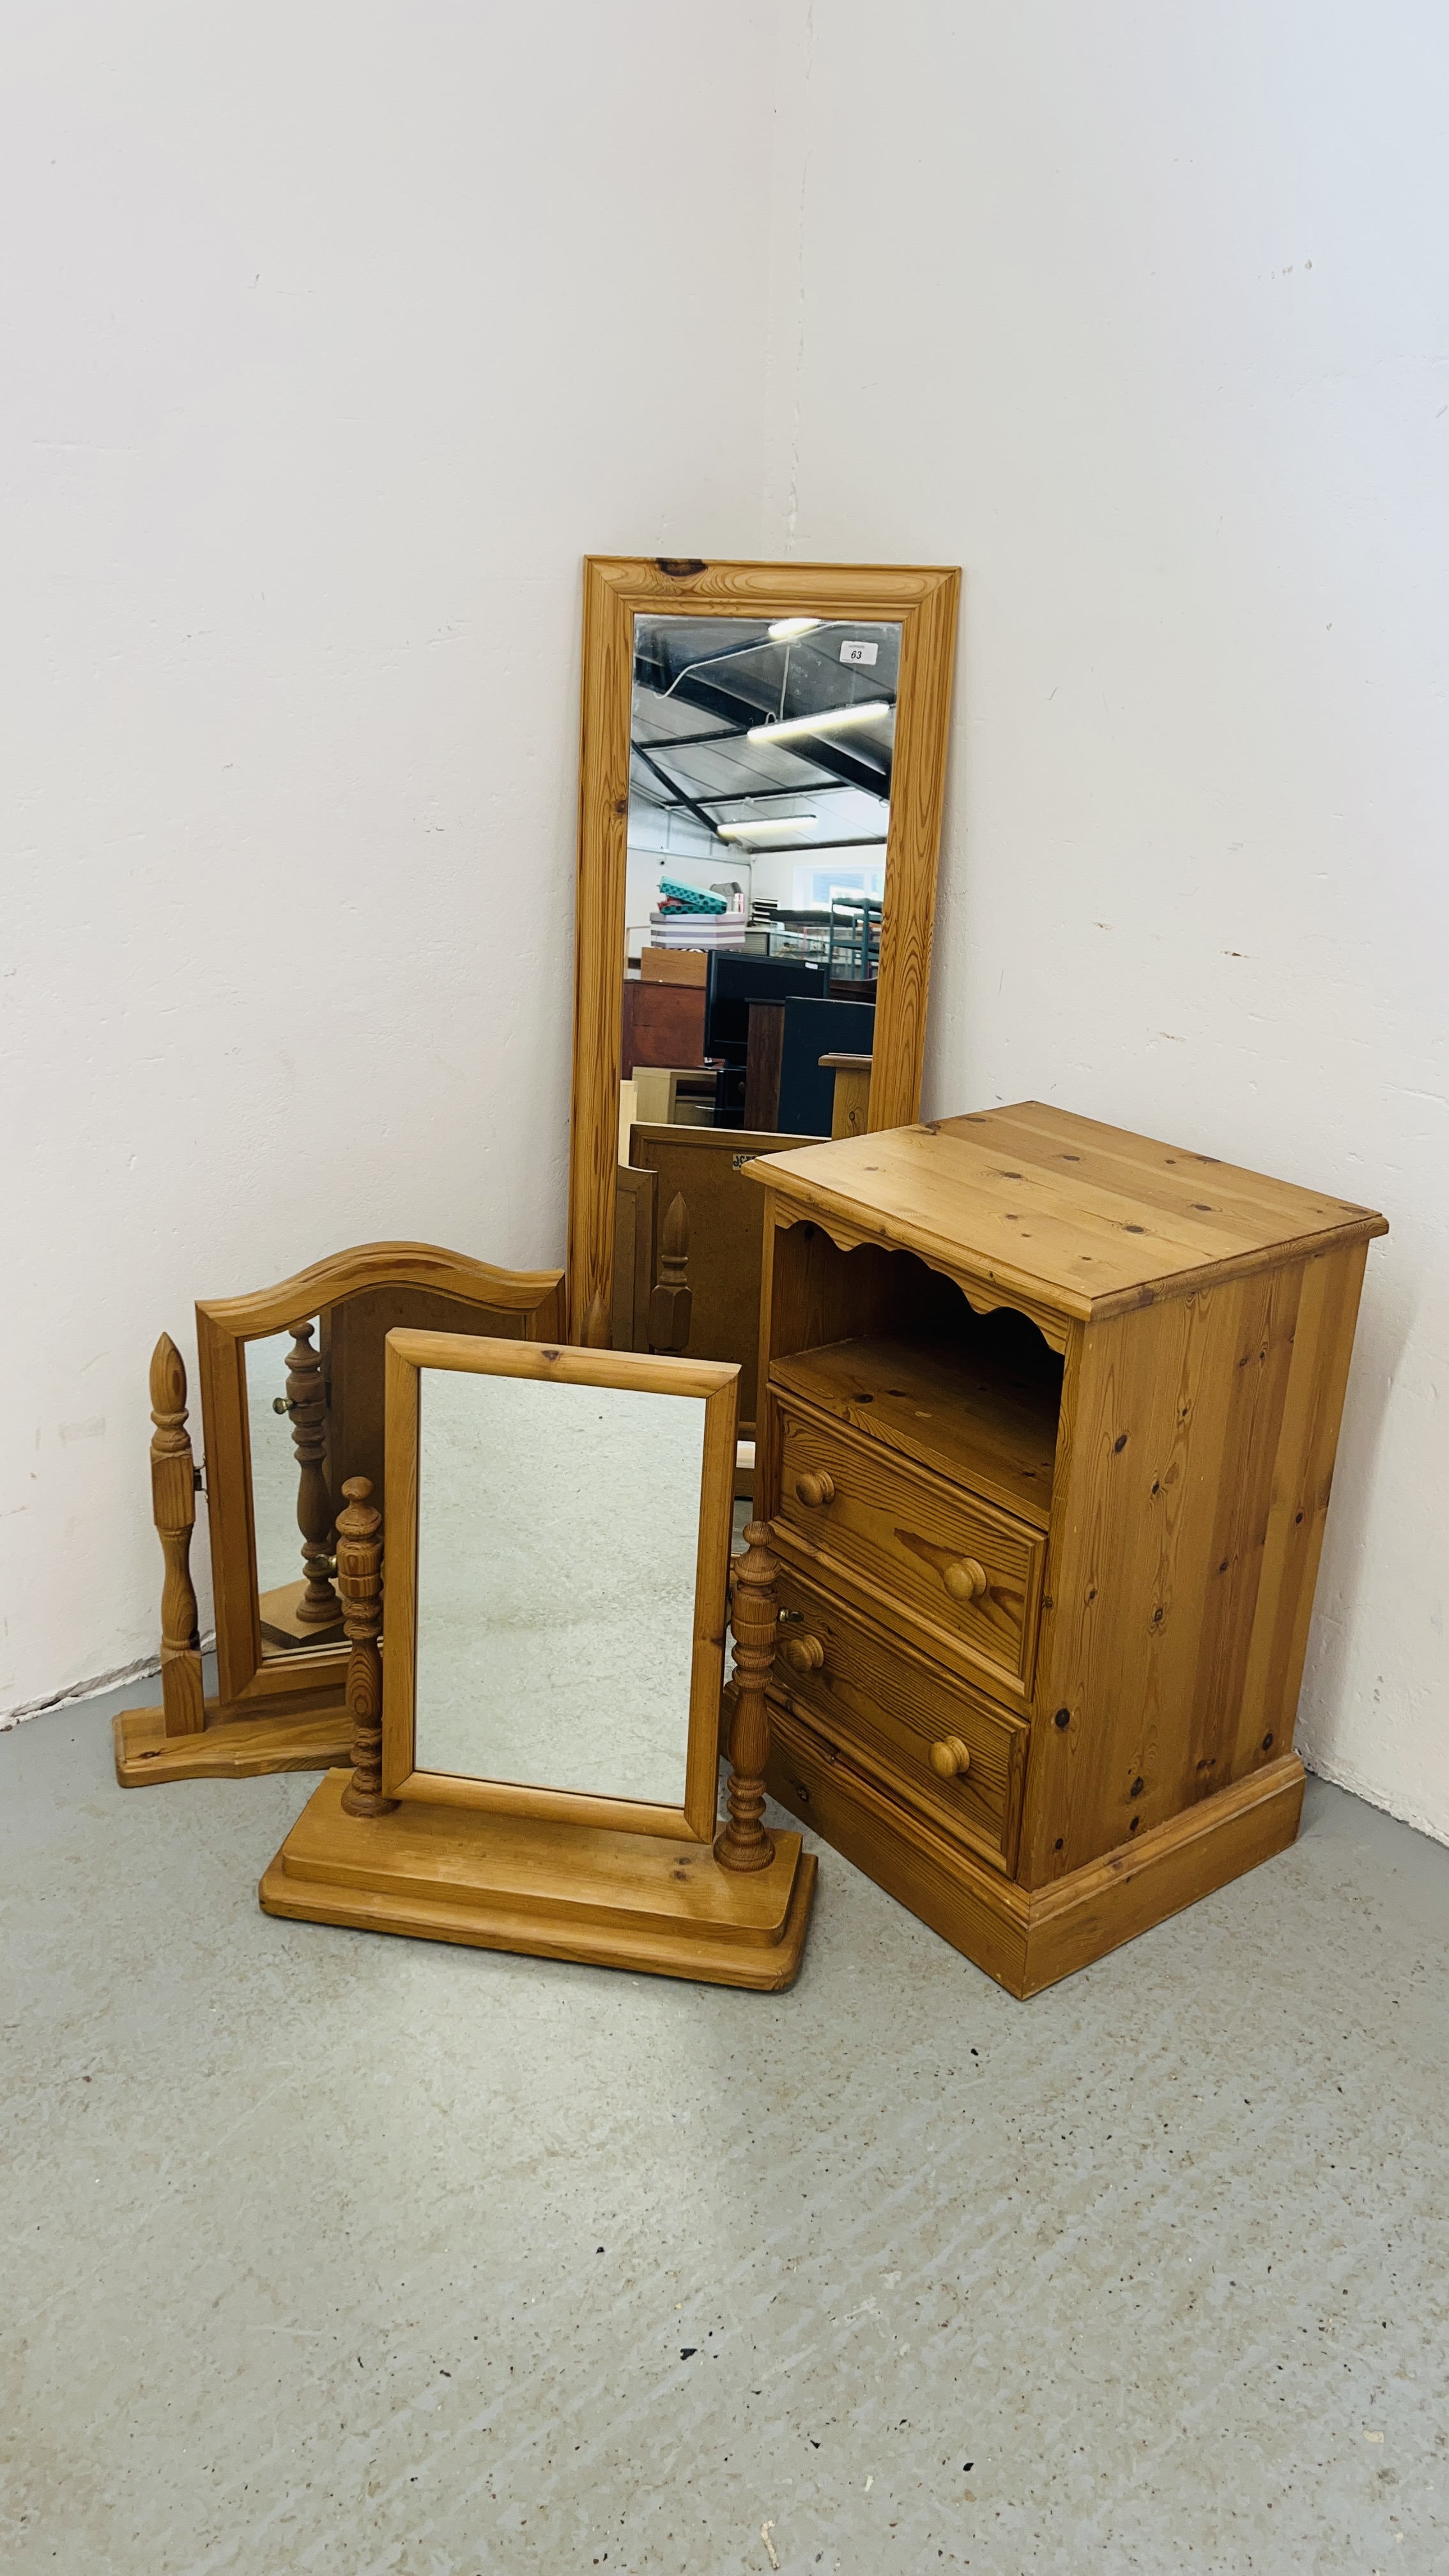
top-left (747, 1102), bottom-right (1387, 1319)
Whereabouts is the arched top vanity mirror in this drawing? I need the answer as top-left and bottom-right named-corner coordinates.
top-left (567, 557), bottom-right (961, 1344)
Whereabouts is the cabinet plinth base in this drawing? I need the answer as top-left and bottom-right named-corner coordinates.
top-left (113, 1703), bottom-right (351, 1787)
top-left (767, 1700), bottom-right (1303, 1997)
top-left (259, 1770), bottom-right (816, 1990)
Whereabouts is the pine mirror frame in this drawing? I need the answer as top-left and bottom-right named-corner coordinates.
top-left (566, 555), bottom-right (962, 1337)
top-left (195, 1244), bottom-right (565, 1724)
top-left (379, 1330), bottom-right (740, 1840)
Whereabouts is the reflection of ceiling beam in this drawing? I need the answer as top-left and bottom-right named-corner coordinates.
top-left (629, 740), bottom-right (721, 839)
top-left (633, 656), bottom-right (893, 797)
top-left (755, 837), bottom-right (888, 855)
top-left (632, 724), bottom-right (739, 751)
top-left (631, 773), bottom-right (876, 813)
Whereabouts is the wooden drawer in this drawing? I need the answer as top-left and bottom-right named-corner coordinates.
top-left (772, 1565), bottom-right (1027, 1871)
top-left (772, 1395), bottom-right (1045, 1699)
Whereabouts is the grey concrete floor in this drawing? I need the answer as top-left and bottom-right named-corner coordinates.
top-left (3, 1678), bottom-right (1447, 2576)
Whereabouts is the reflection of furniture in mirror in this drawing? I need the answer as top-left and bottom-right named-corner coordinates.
top-left (743, 995), bottom-right (876, 1135)
top-left (261, 1333), bottom-right (816, 1986)
top-left (746, 1103), bottom-right (1388, 1998)
top-left (828, 893), bottom-right (882, 986)
top-left (630, 1066), bottom-right (723, 1127)
top-left (641, 946), bottom-right (709, 990)
top-left (257, 1321), bottom-right (344, 1650)
top-left (703, 954), bottom-right (831, 1127)
top-left (613, 1126), bottom-right (818, 1430)
top-left (569, 558), bottom-right (960, 1337)
top-left (114, 1245), bottom-right (565, 1788)
top-left (620, 972), bottom-right (707, 1073)
top-left (822, 1052), bottom-right (873, 1138)
top-left (647, 1190), bottom-right (692, 1355)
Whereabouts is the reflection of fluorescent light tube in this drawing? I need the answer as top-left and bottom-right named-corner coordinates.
top-left (717, 815), bottom-right (818, 841)
top-left (767, 617), bottom-right (822, 641)
top-left (747, 702), bottom-right (893, 746)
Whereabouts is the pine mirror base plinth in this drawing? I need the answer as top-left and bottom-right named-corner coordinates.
top-left (259, 1770), bottom-right (817, 1991)
top-left (114, 1702), bottom-right (351, 1786)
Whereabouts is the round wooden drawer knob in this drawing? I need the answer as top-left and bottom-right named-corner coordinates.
top-left (795, 1470), bottom-right (836, 1508)
top-left (929, 1735), bottom-right (972, 1779)
top-left (942, 1556), bottom-right (988, 1604)
top-left (781, 1632), bottom-right (825, 1675)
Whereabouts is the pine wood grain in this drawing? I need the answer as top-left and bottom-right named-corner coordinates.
top-left (751, 1106), bottom-right (1384, 1986)
top-left (380, 1331), bottom-right (738, 1846)
top-left (195, 1245), bottom-right (564, 1743)
top-left (766, 1698), bottom-right (1303, 1997)
top-left (259, 1770), bottom-right (816, 1991)
top-left (114, 1703), bottom-right (351, 1785)
top-left (623, 1125), bottom-right (820, 1426)
top-left (749, 1105), bottom-right (1387, 1321)
top-left (770, 1328), bottom-right (1061, 1526)
top-left (1020, 1242), bottom-right (1373, 1883)
top-left (771, 1562), bottom-right (1027, 1871)
top-left (148, 1334), bottom-right (206, 1738)
top-left (565, 556), bottom-right (961, 1337)
top-left (774, 1396), bottom-right (1045, 1699)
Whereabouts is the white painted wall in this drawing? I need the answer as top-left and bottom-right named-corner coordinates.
top-left (6, 3), bottom-right (1446, 1849)
top-left (762, 1), bottom-right (1449, 1839)
top-left (0, 1), bottom-right (778, 1710)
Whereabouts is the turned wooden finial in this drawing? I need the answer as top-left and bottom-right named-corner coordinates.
top-left (279, 1321), bottom-right (341, 1626)
top-left (715, 1519), bottom-right (779, 1874)
top-left (149, 1333), bottom-right (205, 1737)
top-left (648, 1191), bottom-right (693, 1355)
top-left (337, 1475), bottom-right (397, 1818)
top-left (581, 1288), bottom-right (612, 1349)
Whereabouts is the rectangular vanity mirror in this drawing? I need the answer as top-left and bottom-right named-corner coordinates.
top-left (382, 1331), bottom-right (740, 1841)
top-left (568, 556), bottom-right (959, 1351)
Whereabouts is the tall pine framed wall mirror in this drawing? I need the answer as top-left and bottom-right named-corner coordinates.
top-left (567, 559), bottom-right (962, 1388)
top-left (262, 1331), bottom-right (817, 1987)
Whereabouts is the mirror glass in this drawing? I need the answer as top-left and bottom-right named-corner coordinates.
top-left (413, 1368), bottom-right (706, 1806)
top-left (246, 1317), bottom-right (346, 1657)
top-left (242, 1283), bottom-right (558, 1666)
top-left (624, 612), bottom-right (900, 1139)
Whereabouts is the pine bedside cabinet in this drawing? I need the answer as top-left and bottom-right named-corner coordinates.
top-left (744, 1103), bottom-right (1386, 1996)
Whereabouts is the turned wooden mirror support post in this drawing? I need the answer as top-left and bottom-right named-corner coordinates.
top-left (149, 1333), bottom-right (206, 1738)
top-left (335, 1477), bottom-right (396, 1820)
top-left (277, 1322), bottom-right (342, 1629)
top-left (715, 1521), bottom-right (779, 1874)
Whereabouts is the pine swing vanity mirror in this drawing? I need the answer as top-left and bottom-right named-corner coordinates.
top-left (261, 1332), bottom-right (817, 1986)
top-left (567, 559), bottom-right (961, 1411)
top-left (116, 1245), bottom-right (565, 1788)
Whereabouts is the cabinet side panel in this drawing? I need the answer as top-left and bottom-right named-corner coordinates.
top-left (1228, 1239), bottom-right (1370, 1776)
top-left (1022, 1265), bottom-right (1319, 1883)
